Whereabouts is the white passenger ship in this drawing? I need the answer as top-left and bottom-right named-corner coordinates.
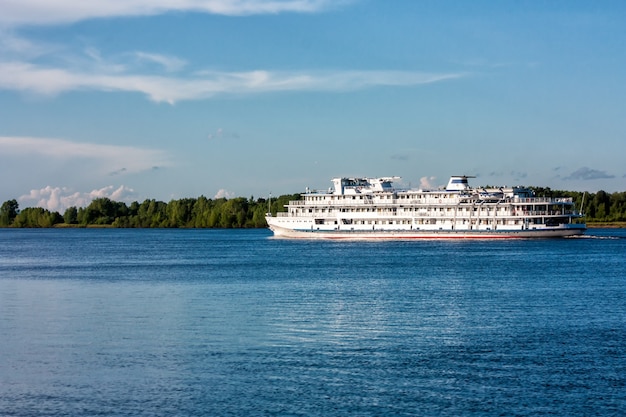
top-left (266, 176), bottom-right (586, 239)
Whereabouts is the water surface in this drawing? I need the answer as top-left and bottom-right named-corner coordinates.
top-left (1, 228), bottom-right (624, 416)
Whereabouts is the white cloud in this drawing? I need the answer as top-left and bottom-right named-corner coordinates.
top-left (133, 52), bottom-right (187, 72)
top-left (419, 176), bottom-right (436, 190)
top-left (214, 189), bottom-right (235, 199)
top-left (0, 61), bottom-right (464, 104)
top-left (0, 29), bottom-right (464, 104)
top-left (0, 0), bottom-right (346, 26)
top-left (207, 127), bottom-right (240, 140)
top-left (0, 29), bottom-right (60, 59)
top-left (19, 185), bottom-right (138, 212)
top-left (0, 136), bottom-right (171, 175)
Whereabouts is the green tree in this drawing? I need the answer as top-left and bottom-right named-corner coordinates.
top-left (0, 199), bottom-right (19, 227)
top-left (609, 192), bottom-right (626, 221)
top-left (63, 206), bottom-right (78, 224)
top-left (167, 198), bottom-right (196, 227)
top-left (136, 199), bottom-right (167, 227)
top-left (208, 199), bottom-right (225, 227)
top-left (251, 198), bottom-right (269, 227)
top-left (219, 197), bottom-right (248, 228)
top-left (13, 207), bottom-right (63, 228)
top-left (594, 190), bottom-right (610, 220)
top-left (128, 201), bottom-right (140, 216)
top-left (78, 198), bottom-right (106, 225)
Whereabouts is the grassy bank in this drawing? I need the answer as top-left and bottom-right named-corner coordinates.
top-left (586, 222), bottom-right (626, 228)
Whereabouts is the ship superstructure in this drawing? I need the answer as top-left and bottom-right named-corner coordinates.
top-left (265, 176), bottom-right (586, 239)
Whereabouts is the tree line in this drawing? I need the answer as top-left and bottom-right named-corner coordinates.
top-left (0, 194), bottom-right (299, 228)
top-left (529, 188), bottom-right (626, 224)
top-left (1, 188), bottom-right (625, 228)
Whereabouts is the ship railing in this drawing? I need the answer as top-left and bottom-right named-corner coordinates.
top-left (275, 209), bottom-right (578, 219)
top-left (280, 210), bottom-right (578, 218)
top-left (286, 199), bottom-right (403, 207)
top-left (515, 197), bottom-right (573, 203)
top-left (287, 196), bottom-right (574, 206)
top-left (522, 210), bottom-right (576, 216)
top-left (286, 199), bottom-right (469, 207)
top-left (285, 198), bottom-right (575, 209)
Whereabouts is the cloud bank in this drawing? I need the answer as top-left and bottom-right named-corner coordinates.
top-left (19, 185), bottom-right (138, 212)
top-left (0, 61), bottom-right (463, 104)
top-left (0, 0), bottom-right (347, 26)
top-left (564, 167), bottom-right (615, 181)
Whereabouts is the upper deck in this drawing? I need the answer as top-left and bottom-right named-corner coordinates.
top-left (283, 176), bottom-right (576, 211)
top-left (331, 176), bottom-right (399, 195)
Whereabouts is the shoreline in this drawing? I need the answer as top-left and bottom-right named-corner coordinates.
top-left (2, 221), bottom-right (625, 230)
top-left (586, 222), bottom-right (626, 228)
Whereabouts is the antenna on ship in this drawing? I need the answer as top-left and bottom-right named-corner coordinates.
top-left (268, 192), bottom-right (272, 216)
top-left (580, 191), bottom-right (586, 216)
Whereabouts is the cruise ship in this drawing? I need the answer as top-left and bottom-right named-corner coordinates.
top-left (265, 176), bottom-right (586, 239)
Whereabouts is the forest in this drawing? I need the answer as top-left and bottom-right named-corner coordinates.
top-left (1, 188), bottom-right (625, 228)
top-left (0, 194), bottom-right (298, 228)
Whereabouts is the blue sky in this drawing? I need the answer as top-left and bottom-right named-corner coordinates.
top-left (1, 0), bottom-right (624, 212)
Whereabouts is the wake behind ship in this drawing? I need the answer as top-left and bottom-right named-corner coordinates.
top-left (265, 175), bottom-right (586, 239)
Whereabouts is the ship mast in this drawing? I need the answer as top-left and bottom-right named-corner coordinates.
top-left (580, 191), bottom-right (586, 216)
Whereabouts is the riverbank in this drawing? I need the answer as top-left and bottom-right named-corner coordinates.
top-left (587, 222), bottom-right (626, 228)
top-left (1, 219), bottom-right (623, 229)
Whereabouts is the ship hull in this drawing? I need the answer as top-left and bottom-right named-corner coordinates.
top-left (267, 223), bottom-right (586, 240)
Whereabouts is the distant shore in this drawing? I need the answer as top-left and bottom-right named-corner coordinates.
top-left (586, 222), bottom-right (626, 228)
top-left (11, 221), bottom-right (624, 229)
